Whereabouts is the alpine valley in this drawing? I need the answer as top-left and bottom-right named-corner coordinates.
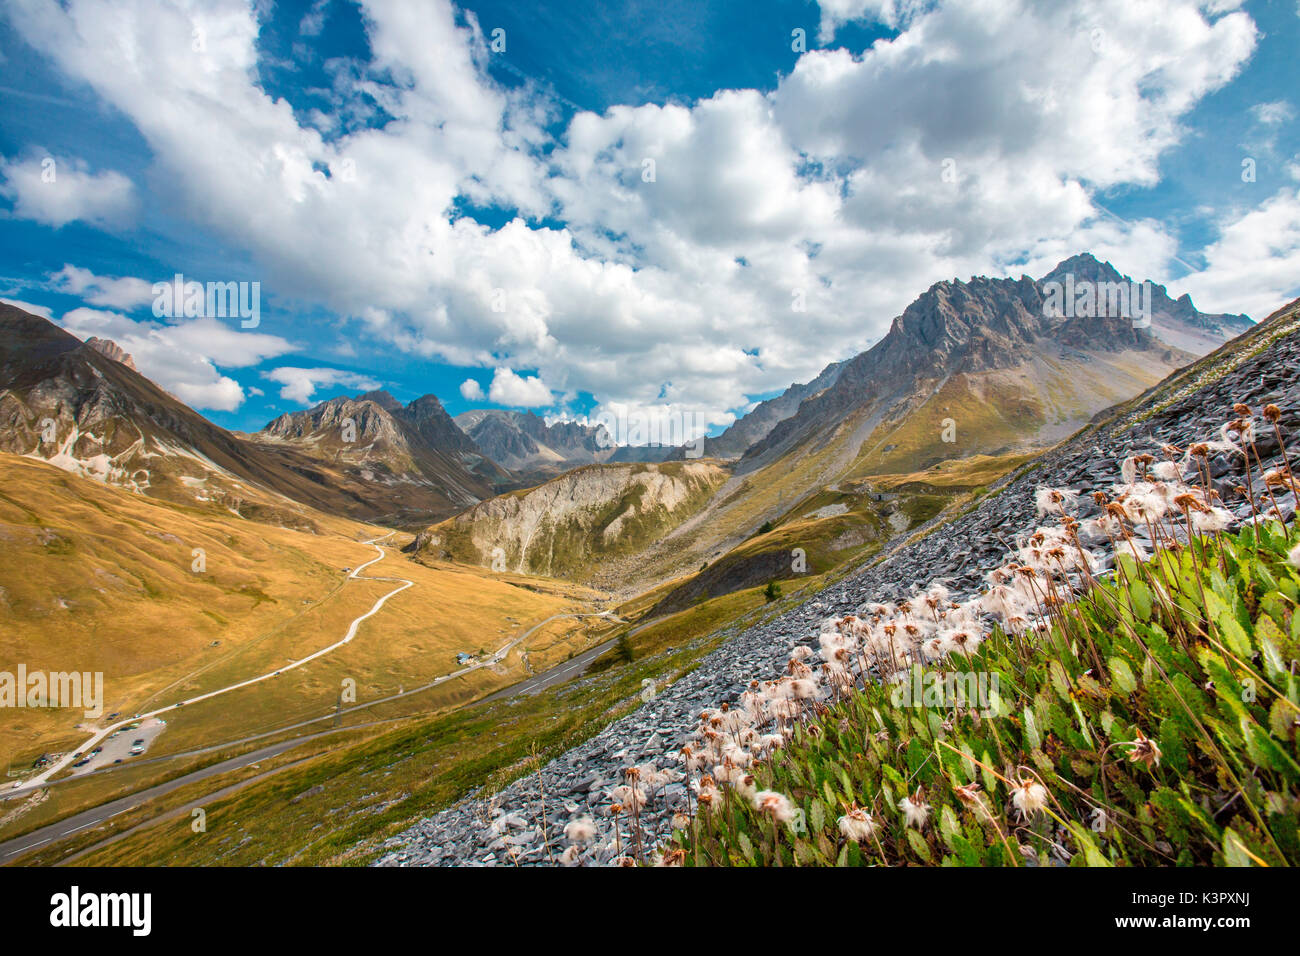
top-left (1, 254), bottom-right (1294, 873)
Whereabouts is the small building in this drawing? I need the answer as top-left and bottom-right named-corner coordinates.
top-left (456, 653), bottom-right (474, 665)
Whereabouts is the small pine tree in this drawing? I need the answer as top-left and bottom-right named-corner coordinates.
top-left (763, 580), bottom-right (781, 603)
top-left (615, 634), bottom-right (635, 663)
top-left (758, 521), bottom-right (774, 535)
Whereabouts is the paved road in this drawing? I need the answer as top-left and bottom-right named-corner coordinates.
top-left (480, 634), bottom-right (621, 702)
top-left (0, 727), bottom-right (356, 863)
top-left (54, 754), bottom-right (324, 866)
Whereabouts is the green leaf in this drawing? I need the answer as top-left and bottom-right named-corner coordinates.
top-left (1023, 705), bottom-right (1041, 750)
top-left (1269, 698), bottom-right (1296, 739)
top-left (809, 799), bottom-right (825, 833)
top-left (1206, 590), bottom-right (1253, 657)
top-left (905, 828), bottom-right (932, 861)
top-left (980, 750), bottom-right (997, 796)
top-left (737, 830), bottom-right (755, 861)
top-left (1242, 720), bottom-right (1300, 780)
top-left (939, 805), bottom-right (960, 849)
top-left (1070, 696), bottom-right (1095, 747)
top-left (1222, 828), bottom-right (1254, 867)
top-left (835, 765), bottom-right (853, 797)
top-left (1117, 551), bottom-right (1139, 583)
top-left (1255, 615), bottom-right (1287, 682)
top-left (1129, 580), bottom-right (1153, 621)
top-left (1108, 656), bottom-right (1137, 695)
top-left (1049, 660), bottom-right (1071, 700)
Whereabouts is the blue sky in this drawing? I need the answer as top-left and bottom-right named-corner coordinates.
top-left (1, 0), bottom-right (1297, 437)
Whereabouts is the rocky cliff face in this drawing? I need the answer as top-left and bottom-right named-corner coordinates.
top-left (264, 392), bottom-right (407, 449)
top-left (83, 337), bottom-right (137, 371)
top-left (402, 394), bottom-right (488, 460)
top-left (415, 460), bottom-right (729, 580)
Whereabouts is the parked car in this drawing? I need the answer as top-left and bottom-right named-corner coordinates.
top-left (129, 739), bottom-right (146, 755)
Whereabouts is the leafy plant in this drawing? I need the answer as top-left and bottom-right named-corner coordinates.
top-left (677, 520), bottom-right (1300, 866)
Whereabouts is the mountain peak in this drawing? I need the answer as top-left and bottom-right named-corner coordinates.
top-left (1041, 252), bottom-right (1124, 285)
top-left (402, 394), bottom-right (449, 419)
top-left (83, 336), bottom-right (138, 371)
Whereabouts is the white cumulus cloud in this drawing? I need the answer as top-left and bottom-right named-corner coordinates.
top-left (487, 367), bottom-right (552, 407)
top-left (2, 0), bottom-right (1285, 430)
top-left (0, 151), bottom-right (136, 228)
top-left (49, 264), bottom-right (155, 310)
top-left (263, 366), bottom-right (381, 405)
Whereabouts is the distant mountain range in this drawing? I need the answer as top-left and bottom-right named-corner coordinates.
top-left (454, 409), bottom-right (675, 481)
top-left (0, 253), bottom-right (1258, 549)
top-left (454, 409), bottom-right (610, 474)
top-left (682, 360), bottom-right (848, 461)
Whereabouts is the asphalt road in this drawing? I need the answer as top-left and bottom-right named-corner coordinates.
top-left (479, 634), bottom-right (620, 702)
top-left (0, 729), bottom-right (348, 863)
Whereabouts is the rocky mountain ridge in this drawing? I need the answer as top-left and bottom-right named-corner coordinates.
top-left (0, 304), bottom-right (378, 526)
top-left (741, 254), bottom-right (1238, 475)
top-left (256, 389), bottom-right (509, 527)
top-left (412, 460), bottom-right (730, 581)
top-left (454, 408), bottom-right (678, 478)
